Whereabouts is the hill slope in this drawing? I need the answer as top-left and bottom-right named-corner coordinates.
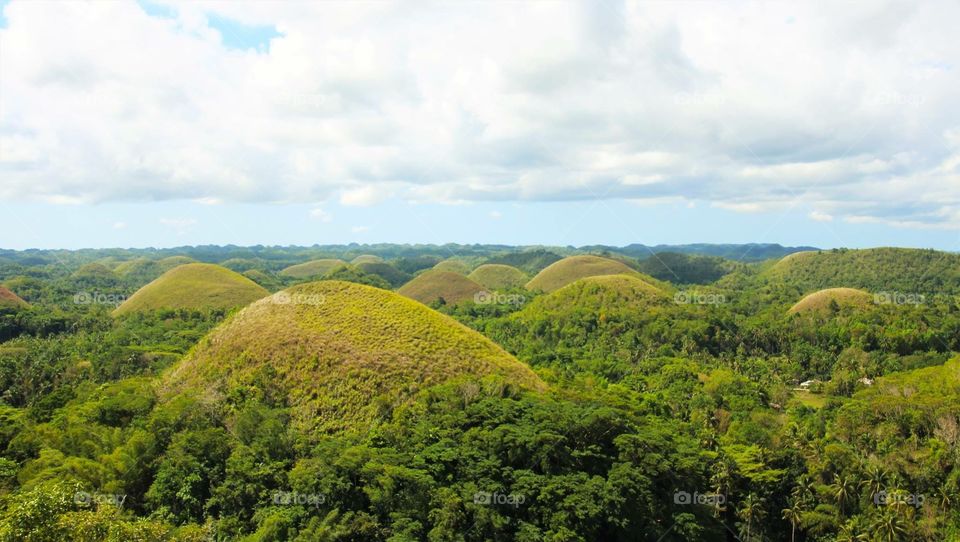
top-left (528, 274), bottom-right (667, 313)
top-left (467, 264), bottom-right (528, 290)
top-left (280, 259), bottom-right (347, 279)
top-left (398, 270), bottom-right (484, 305)
top-left (113, 263), bottom-right (269, 316)
top-left (787, 287), bottom-right (875, 315)
top-left (764, 248), bottom-right (960, 295)
top-left (433, 259), bottom-right (472, 275)
top-left (161, 281), bottom-right (544, 433)
top-left (526, 255), bottom-right (662, 292)
top-left (0, 286), bottom-right (28, 309)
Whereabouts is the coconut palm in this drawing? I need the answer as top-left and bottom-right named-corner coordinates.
top-left (831, 473), bottom-right (858, 516)
top-left (872, 508), bottom-right (907, 542)
top-left (737, 493), bottom-right (766, 541)
top-left (781, 498), bottom-right (804, 542)
top-left (860, 464), bottom-right (887, 498)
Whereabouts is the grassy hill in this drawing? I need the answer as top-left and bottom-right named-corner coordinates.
top-left (350, 254), bottom-right (384, 265)
top-left (160, 281), bottom-right (544, 433)
top-left (787, 287), bottom-right (875, 315)
top-left (526, 255), bottom-right (664, 292)
top-left (279, 259), bottom-right (347, 279)
top-left (432, 259), bottom-right (472, 275)
top-left (113, 263), bottom-right (269, 316)
top-left (355, 262), bottom-right (411, 288)
top-left (157, 255), bottom-right (195, 271)
top-left (528, 274), bottom-right (667, 313)
top-left (468, 264), bottom-right (528, 290)
top-left (398, 270), bottom-right (485, 305)
top-left (0, 286), bottom-right (28, 309)
top-left (763, 248), bottom-right (960, 295)
top-left (485, 249), bottom-right (563, 275)
top-left (242, 269), bottom-right (282, 290)
top-left (71, 262), bottom-right (118, 280)
top-left (636, 252), bottom-right (741, 284)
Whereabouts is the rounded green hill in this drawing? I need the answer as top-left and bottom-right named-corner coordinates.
top-left (398, 270), bottom-right (485, 305)
top-left (788, 288), bottom-right (875, 315)
top-left (160, 281), bottom-right (544, 434)
top-left (765, 248), bottom-right (960, 295)
top-left (113, 263), bottom-right (269, 316)
top-left (350, 254), bottom-right (384, 265)
top-left (433, 259), bottom-right (472, 275)
top-left (355, 262), bottom-right (411, 288)
top-left (526, 274), bottom-right (667, 314)
top-left (71, 262), bottom-right (118, 280)
top-left (157, 255), bottom-right (196, 271)
top-left (468, 264), bottom-right (528, 290)
top-left (526, 255), bottom-right (655, 292)
top-left (0, 286), bottom-right (29, 309)
top-left (280, 259), bottom-right (347, 279)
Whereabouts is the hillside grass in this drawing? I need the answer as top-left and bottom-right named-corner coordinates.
top-left (764, 248), bottom-right (960, 295)
top-left (279, 259), bottom-right (347, 279)
top-left (355, 262), bottom-right (411, 287)
top-left (0, 286), bottom-right (28, 309)
top-left (787, 287), bottom-right (875, 315)
top-left (526, 255), bottom-right (667, 293)
top-left (350, 254), bottom-right (384, 265)
top-left (398, 270), bottom-right (485, 305)
top-left (467, 264), bottom-right (528, 290)
top-left (433, 259), bottom-right (473, 275)
top-left (160, 281), bottom-right (545, 434)
top-left (113, 263), bottom-right (269, 316)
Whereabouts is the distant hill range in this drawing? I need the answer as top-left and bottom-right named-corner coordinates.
top-left (582, 243), bottom-right (819, 262)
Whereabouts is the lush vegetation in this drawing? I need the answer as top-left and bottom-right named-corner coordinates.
top-left (0, 244), bottom-right (959, 540)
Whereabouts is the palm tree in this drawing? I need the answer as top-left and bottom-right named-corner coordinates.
top-left (781, 499), bottom-right (804, 542)
top-left (737, 493), bottom-right (766, 541)
top-left (860, 464), bottom-right (887, 498)
top-left (791, 473), bottom-right (816, 505)
top-left (831, 473), bottom-right (858, 516)
top-left (872, 508), bottom-right (907, 542)
top-left (836, 517), bottom-right (868, 542)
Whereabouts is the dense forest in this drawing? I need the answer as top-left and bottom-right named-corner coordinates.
top-left (0, 245), bottom-right (958, 541)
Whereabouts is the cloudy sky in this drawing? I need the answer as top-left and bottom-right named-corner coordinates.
top-left (1, 0), bottom-right (958, 250)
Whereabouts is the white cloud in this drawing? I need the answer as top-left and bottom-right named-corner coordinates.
top-left (339, 186), bottom-right (387, 207)
top-left (112, 221), bottom-right (127, 230)
top-left (351, 225), bottom-right (371, 233)
top-left (809, 210), bottom-right (834, 222)
top-left (0, 0), bottom-right (958, 229)
top-left (489, 210), bottom-right (502, 219)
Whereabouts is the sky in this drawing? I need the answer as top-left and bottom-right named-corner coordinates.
top-left (1, 0), bottom-right (959, 251)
